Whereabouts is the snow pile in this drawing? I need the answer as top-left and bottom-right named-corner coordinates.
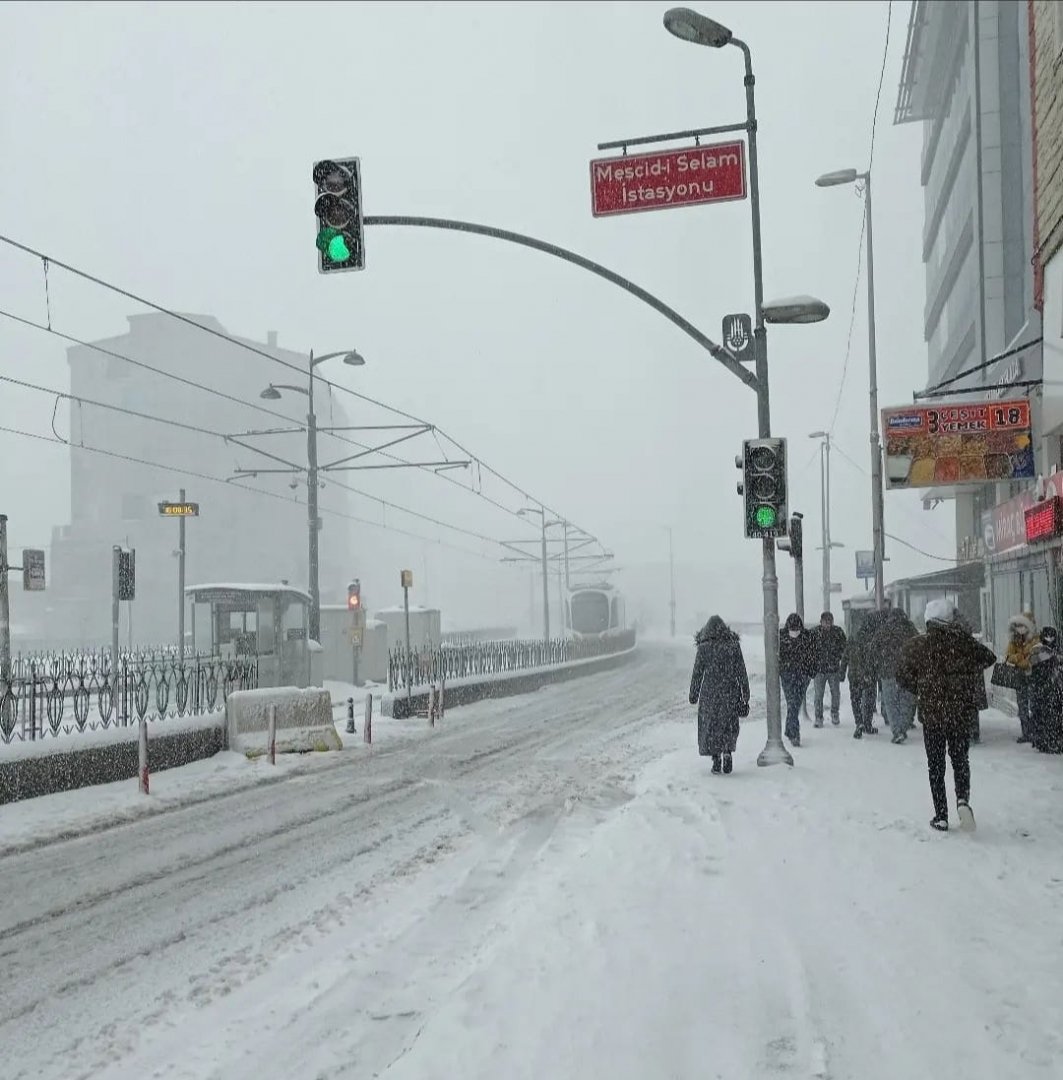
top-left (227, 686), bottom-right (334, 754)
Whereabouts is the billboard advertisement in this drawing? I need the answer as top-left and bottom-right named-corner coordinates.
top-left (881, 399), bottom-right (1034, 490)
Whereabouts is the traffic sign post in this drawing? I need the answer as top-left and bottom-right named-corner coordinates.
top-left (159, 491), bottom-right (196, 664)
top-left (401, 570), bottom-right (413, 711)
top-left (590, 141), bottom-right (747, 217)
top-left (21, 549), bottom-right (46, 592)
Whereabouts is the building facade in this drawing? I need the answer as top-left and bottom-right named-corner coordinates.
top-left (895, 0), bottom-right (1043, 644)
top-left (42, 314), bottom-right (359, 648)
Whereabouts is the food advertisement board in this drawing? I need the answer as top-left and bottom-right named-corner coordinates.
top-left (881, 399), bottom-right (1034, 490)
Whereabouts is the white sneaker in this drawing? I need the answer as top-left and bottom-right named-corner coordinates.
top-left (957, 801), bottom-right (976, 832)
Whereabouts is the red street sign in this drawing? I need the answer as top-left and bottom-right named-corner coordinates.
top-left (590, 141), bottom-right (747, 218)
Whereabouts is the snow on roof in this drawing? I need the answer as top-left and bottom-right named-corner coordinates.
top-left (374, 605), bottom-right (439, 615)
top-left (185, 583), bottom-right (312, 602)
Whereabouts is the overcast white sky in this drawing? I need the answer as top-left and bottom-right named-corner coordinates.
top-left (0, 0), bottom-right (953, 629)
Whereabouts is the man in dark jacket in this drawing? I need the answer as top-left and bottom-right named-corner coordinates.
top-left (689, 616), bottom-right (750, 774)
top-left (847, 613), bottom-right (883, 738)
top-left (896, 599), bottom-right (996, 832)
top-left (811, 611), bottom-right (847, 728)
top-left (779, 613), bottom-right (816, 747)
top-left (876, 608), bottom-right (919, 744)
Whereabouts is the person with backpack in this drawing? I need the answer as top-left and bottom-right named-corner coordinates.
top-left (689, 616), bottom-right (750, 774)
top-left (897, 599), bottom-right (996, 832)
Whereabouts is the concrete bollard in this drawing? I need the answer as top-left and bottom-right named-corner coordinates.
top-left (138, 716), bottom-right (149, 795)
top-left (439, 675), bottom-right (445, 721)
top-left (346, 696), bottom-right (357, 734)
top-left (364, 693), bottom-right (373, 745)
top-left (268, 703), bottom-right (277, 765)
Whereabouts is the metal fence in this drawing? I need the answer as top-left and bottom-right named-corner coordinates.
top-left (387, 629), bottom-right (636, 692)
top-left (0, 651), bottom-right (258, 745)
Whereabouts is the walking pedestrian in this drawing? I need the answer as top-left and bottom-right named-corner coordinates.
top-left (689, 616), bottom-right (750, 774)
top-left (954, 611), bottom-right (987, 743)
top-left (876, 608), bottom-right (919, 744)
top-left (779, 613), bottom-right (816, 747)
top-left (1005, 613), bottom-right (1037, 743)
top-left (811, 612), bottom-right (847, 728)
top-left (847, 616), bottom-right (881, 738)
top-left (1028, 626), bottom-right (1063, 754)
top-left (897, 599), bottom-right (996, 832)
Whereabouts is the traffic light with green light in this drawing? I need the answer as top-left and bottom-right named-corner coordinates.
top-left (313, 157), bottom-right (364, 274)
top-left (740, 438), bottom-right (788, 539)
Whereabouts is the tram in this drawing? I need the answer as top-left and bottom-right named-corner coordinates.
top-left (566, 582), bottom-right (627, 641)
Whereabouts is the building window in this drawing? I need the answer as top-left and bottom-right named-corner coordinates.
top-left (121, 493), bottom-right (149, 520)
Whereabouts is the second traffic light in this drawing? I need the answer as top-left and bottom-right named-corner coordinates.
top-left (740, 438), bottom-right (788, 539)
top-left (347, 579), bottom-right (362, 611)
top-left (313, 157), bottom-right (365, 274)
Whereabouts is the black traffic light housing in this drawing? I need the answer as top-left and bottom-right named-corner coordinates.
top-left (347, 579), bottom-right (362, 611)
top-left (789, 513), bottom-right (803, 560)
top-left (313, 158), bottom-right (365, 273)
top-left (113, 546), bottom-right (135, 601)
top-left (740, 438), bottom-right (788, 539)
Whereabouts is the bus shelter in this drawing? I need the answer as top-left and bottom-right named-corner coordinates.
top-left (185, 583), bottom-right (312, 688)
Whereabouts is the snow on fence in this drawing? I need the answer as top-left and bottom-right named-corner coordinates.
top-left (0, 651), bottom-right (258, 746)
top-left (386, 629), bottom-right (637, 693)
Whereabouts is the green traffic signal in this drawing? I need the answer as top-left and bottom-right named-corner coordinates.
top-left (754, 506), bottom-right (778, 529)
top-left (327, 234), bottom-right (351, 262)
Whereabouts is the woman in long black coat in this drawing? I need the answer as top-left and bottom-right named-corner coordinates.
top-left (689, 616), bottom-right (751, 774)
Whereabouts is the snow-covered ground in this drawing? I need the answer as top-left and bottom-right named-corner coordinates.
top-left (3, 640), bottom-right (1063, 1080)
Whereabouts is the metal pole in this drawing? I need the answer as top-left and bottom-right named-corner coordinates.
top-left (863, 173), bottom-right (885, 610)
top-left (178, 487), bottom-right (186, 665)
top-left (307, 351), bottom-right (322, 643)
top-left (563, 521), bottom-right (571, 633)
top-left (111, 545), bottom-right (120, 679)
top-left (0, 515), bottom-right (11, 689)
top-left (540, 513), bottom-right (550, 643)
top-left (404, 583), bottom-right (412, 711)
top-left (794, 538), bottom-right (805, 622)
top-left (668, 526), bottom-right (677, 638)
top-left (735, 39), bottom-right (790, 768)
top-left (819, 438), bottom-right (830, 614)
top-left (825, 434), bottom-right (833, 610)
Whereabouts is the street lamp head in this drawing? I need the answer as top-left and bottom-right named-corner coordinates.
top-left (815, 168), bottom-right (859, 188)
top-left (809, 430), bottom-right (828, 439)
top-left (260, 385), bottom-right (282, 400)
top-left (663, 7), bottom-right (733, 47)
top-left (763, 295), bottom-right (831, 324)
top-left (343, 350), bottom-right (366, 367)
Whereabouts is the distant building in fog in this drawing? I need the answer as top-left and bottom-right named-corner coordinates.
top-left (44, 313), bottom-right (358, 647)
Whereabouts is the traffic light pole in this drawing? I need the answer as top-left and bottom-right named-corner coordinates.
top-left (178, 487), bottom-right (186, 666)
top-left (742, 39), bottom-right (791, 768)
top-left (307, 352), bottom-right (321, 645)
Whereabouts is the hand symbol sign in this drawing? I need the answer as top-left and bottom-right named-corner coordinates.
top-left (724, 315), bottom-right (751, 356)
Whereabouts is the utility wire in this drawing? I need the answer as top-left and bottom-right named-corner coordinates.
top-left (0, 423), bottom-right (506, 562)
top-left (867, 2), bottom-right (893, 174)
top-left (0, 231), bottom-right (595, 537)
top-left (885, 532), bottom-right (954, 563)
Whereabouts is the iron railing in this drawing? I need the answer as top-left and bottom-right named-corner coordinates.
top-left (387, 629), bottom-right (636, 692)
top-left (0, 651), bottom-right (258, 745)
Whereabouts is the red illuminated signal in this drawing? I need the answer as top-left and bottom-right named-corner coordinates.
top-left (1024, 497), bottom-right (1063, 543)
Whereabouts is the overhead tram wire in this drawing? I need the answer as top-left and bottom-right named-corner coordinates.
top-left (0, 375), bottom-right (521, 552)
top-left (0, 232), bottom-right (592, 535)
top-left (0, 423), bottom-right (507, 562)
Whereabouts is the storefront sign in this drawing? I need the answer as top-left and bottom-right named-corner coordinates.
top-left (882, 399), bottom-right (1034, 489)
top-left (985, 471), bottom-right (1063, 556)
top-left (1025, 496), bottom-right (1063, 543)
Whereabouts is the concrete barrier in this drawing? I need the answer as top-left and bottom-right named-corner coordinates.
top-left (226, 686), bottom-right (341, 755)
top-left (384, 645), bottom-right (637, 719)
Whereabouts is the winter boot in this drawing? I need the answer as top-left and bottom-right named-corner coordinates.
top-left (711, 755), bottom-right (722, 774)
top-left (722, 753), bottom-right (733, 774)
top-left (814, 717), bottom-right (824, 729)
top-left (930, 816), bottom-right (949, 832)
top-left (891, 730), bottom-right (907, 745)
top-left (831, 713), bottom-right (840, 726)
top-left (853, 727), bottom-right (863, 739)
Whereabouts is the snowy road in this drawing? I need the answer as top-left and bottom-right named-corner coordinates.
top-left (4, 640), bottom-right (1063, 1080)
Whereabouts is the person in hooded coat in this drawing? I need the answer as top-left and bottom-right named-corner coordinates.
top-left (778, 613), bottom-right (816, 746)
top-left (689, 616), bottom-right (750, 774)
top-left (897, 599), bottom-right (996, 832)
top-left (1005, 612), bottom-right (1037, 743)
top-left (876, 608), bottom-right (919, 743)
top-left (1028, 626), bottom-right (1063, 754)
top-left (847, 612), bottom-right (884, 738)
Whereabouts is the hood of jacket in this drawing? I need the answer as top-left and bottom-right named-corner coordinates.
top-left (783, 613), bottom-right (805, 633)
top-left (1008, 614), bottom-right (1036, 639)
top-left (695, 616), bottom-right (736, 645)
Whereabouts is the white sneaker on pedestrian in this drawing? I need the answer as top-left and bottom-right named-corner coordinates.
top-left (957, 801), bottom-right (976, 832)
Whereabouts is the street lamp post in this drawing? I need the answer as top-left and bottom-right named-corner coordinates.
top-left (810, 430), bottom-right (833, 614)
top-left (261, 347), bottom-right (364, 642)
top-left (665, 8), bottom-right (830, 767)
top-left (815, 167), bottom-right (885, 610)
